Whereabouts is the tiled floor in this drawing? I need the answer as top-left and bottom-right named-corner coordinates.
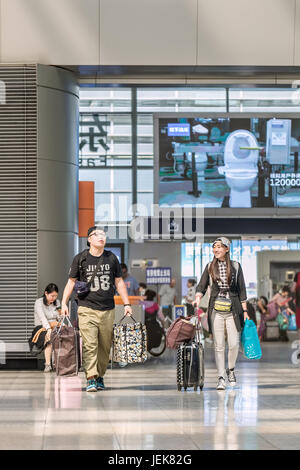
top-left (0, 340), bottom-right (300, 450)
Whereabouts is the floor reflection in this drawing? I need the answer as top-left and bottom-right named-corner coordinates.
top-left (202, 376), bottom-right (258, 449)
top-left (54, 376), bottom-right (82, 409)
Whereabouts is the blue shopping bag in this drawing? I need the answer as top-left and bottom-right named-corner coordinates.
top-left (241, 319), bottom-right (262, 360)
top-left (288, 314), bottom-right (297, 331)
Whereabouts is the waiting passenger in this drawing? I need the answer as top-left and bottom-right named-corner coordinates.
top-left (256, 296), bottom-right (269, 340)
top-left (140, 290), bottom-right (166, 351)
top-left (184, 279), bottom-right (197, 316)
top-left (258, 288), bottom-right (293, 341)
top-left (32, 283), bottom-right (61, 372)
top-left (269, 286), bottom-right (291, 311)
top-left (141, 289), bottom-right (166, 326)
top-left (120, 263), bottom-right (139, 296)
top-left (158, 278), bottom-right (177, 324)
top-left (138, 282), bottom-right (147, 297)
top-left (291, 272), bottom-right (300, 342)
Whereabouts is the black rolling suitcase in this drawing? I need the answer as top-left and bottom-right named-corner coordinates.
top-left (176, 319), bottom-right (204, 391)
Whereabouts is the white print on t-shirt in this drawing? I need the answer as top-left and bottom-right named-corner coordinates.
top-left (86, 264), bottom-right (111, 292)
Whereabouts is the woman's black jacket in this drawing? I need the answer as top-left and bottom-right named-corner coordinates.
top-left (196, 260), bottom-right (247, 334)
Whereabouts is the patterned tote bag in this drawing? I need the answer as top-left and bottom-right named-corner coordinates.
top-left (113, 315), bottom-right (147, 364)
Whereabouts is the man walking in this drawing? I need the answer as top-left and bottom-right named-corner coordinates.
top-left (61, 226), bottom-right (132, 392)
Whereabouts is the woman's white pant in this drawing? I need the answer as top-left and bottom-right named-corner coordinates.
top-left (211, 310), bottom-right (240, 379)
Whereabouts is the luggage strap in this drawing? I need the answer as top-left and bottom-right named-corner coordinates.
top-left (57, 315), bottom-right (73, 334)
top-left (118, 314), bottom-right (138, 324)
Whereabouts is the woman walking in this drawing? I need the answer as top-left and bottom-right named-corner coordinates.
top-left (195, 237), bottom-right (249, 390)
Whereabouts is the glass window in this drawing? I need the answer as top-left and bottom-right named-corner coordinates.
top-left (137, 170), bottom-right (153, 192)
top-left (137, 88), bottom-right (227, 112)
top-left (110, 169), bottom-right (132, 191)
top-left (79, 113), bottom-right (132, 167)
top-left (79, 169), bottom-right (131, 192)
top-left (136, 193), bottom-right (154, 216)
top-left (229, 88), bottom-right (300, 112)
top-left (95, 193), bottom-right (132, 222)
top-left (137, 114), bottom-right (153, 166)
top-left (80, 88), bottom-right (131, 112)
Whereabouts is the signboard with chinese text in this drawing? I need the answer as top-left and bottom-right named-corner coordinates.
top-left (146, 267), bottom-right (172, 285)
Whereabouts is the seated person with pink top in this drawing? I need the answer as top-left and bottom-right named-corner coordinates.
top-left (258, 286), bottom-right (292, 340)
top-left (140, 289), bottom-right (166, 326)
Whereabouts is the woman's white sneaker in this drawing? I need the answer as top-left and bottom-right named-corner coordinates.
top-left (216, 377), bottom-right (226, 390)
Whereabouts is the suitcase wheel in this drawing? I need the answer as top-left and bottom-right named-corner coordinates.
top-left (200, 385), bottom-right (204, 391)
top-left (184, 386), bottom-right (187, 391)
top-left (194, 385), bottom-right (198, 391)
top-left (177, 385), bottom-right (181, 392)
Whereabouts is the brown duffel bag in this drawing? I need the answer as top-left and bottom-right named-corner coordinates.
top-left (166, 316), bottom-right (196, 349)
top-left (51, 316), bottom-right (81, 377)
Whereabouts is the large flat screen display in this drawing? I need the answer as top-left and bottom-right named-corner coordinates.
top-left (154, 114), bottom-right (300, 209)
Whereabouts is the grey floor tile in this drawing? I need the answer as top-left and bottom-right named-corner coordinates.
top-left (0, 343), bottom-right (299, 449)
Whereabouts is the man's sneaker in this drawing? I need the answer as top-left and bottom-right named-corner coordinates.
top-left (44, 364), bottom-right (52, 373)
top-left (226, 368), bottom-right (236, 386)
top-left (96, 376), bottom-right (105, 390)
top-left (216, 377), bottom-right (226, 390)
top-left (86, 379), bottom-right (97, 392)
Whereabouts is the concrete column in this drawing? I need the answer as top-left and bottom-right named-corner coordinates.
top-left (37, 64), bottom-right (79, 295)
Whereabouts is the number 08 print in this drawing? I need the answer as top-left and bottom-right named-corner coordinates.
top-left (88, 274), bottom-right (111, 291)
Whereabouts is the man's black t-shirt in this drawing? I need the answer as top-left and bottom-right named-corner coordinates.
top-left (69, 250), bottom-right (122, 311)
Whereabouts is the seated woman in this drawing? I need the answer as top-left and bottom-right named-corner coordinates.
top-left (256, 295), bottom-right (269, 340)
top-left (269, 286), bottom-right (291, 311)
top-left (257, 287), bottom-right (292, 340)
top-left (33, 283), bottom-right (61, 372)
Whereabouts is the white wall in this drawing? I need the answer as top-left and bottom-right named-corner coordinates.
top-left (0, 0), bottom-right (300, 66)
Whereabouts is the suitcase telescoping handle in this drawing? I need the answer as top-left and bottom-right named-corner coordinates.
top-left (193, 305), bottom-right (204, 345)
